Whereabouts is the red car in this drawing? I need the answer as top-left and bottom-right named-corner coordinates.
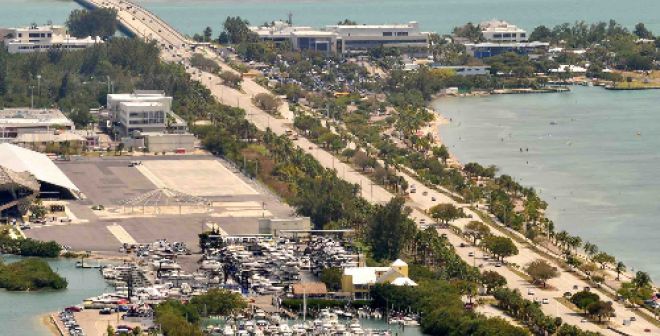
top-left (64, 306), bottom-right (82, 312)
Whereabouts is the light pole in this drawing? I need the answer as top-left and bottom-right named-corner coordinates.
top-left (37, 74), bottom-right (41, 102)
top-left (30, 86), bottom-right (34, 109)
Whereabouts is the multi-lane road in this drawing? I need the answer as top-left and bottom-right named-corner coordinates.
top-left (75, 0), bottom-right (659, 334)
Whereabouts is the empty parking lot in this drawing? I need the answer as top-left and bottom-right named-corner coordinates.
top-left (24, 155), bottom-right (292, 252)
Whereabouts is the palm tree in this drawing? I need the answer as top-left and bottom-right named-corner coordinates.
top-left (633, 271), bottom-right (652, 289)
top-left (584, 242), bottom-right (599, 258)
top-left (615, 261), bottom-right (626, 281)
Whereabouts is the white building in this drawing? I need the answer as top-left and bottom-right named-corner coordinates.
top-left (106, 91), bottom-right (194, 152)
top-left (251, 21), bottom-right (338, 54)
top-left (480, 20), bottom-right (528, 43)
top-left (326, 21), bottom-right (429, 53)
top-left (1, 24), bottom-right (102, 54)
top-left (250, 21), bottom-right (429, 54)
top-left (107, 91), bottom-right (186, 136)
top-left (0, 108), bottom-right (75, 143)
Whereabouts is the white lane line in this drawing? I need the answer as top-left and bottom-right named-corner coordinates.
top-left (106, 223), bottom-right (137, 244)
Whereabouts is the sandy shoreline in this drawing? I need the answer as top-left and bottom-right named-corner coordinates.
top-left (425, 105), bottom-right (461, 167)
top-left (427, 95), bottom-right (654, 287)
top-left (40, 313), bottom-right (62, 336)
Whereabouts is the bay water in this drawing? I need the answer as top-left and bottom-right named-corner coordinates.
top-left (4, 0), bottom-right (660, 36)
top-left (0, 256), bottom-right (110, 336)
top-left (434, 87), bottom-right (660, 280)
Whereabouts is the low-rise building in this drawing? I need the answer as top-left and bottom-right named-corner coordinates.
top-left (251, 21), bottom-right (338, 54)
top-left (1, 24), bottom-right (102, 54)
top-left (106, 91), bottom-right (194, 152)
top-left (480, 20), bottom-right (528, 43)
top-left (341, 259), bottom-right (417, 299)
top-left (258, 217), bottom-right (312, 237)
top-left (465, 41), bottom-right (549, 59)
top-left (326, 21), bottom-right (429, 53)
top-left (107, 91), bottom-right (187, 135)
top-left (251, 21), bottom-right (429, 54)
top-left (12, 131), bottom-right (86, 154)
top-left (0, 108), bottom-right (75, 143)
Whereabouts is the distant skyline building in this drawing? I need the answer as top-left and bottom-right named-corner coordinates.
top-left (0, 24), bottom-right (102, 54)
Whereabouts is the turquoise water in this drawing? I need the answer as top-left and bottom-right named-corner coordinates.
top-left (0, 255), bottom-right (110, 336)
top-left (0, 0), bottom-right (78, 27)
top-left (138, 0), bottom-right (660, 36)
top-left (4, 0), bottom-right (660, 35)
top-left (435, 87), bottom-right (660, 281)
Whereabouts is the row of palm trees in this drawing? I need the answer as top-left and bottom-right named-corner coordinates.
top-left (493, 288), bottom-right (600, 336)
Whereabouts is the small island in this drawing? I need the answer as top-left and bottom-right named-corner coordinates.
top-left (0, 258), bottom-right (68, 291)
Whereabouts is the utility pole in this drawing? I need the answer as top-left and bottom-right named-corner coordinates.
top-left (37, 74), bottom-right (41, 103)
top-left (30, 86), bottom-right (34, 109)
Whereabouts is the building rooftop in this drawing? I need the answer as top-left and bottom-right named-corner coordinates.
top-left (391, 259), bottom-right (408, 267)
top-left (120, 101), bottom-right (165, 107)
top-left (0, 143), bottom-right (79, 195)
top-left (0, 108), bottom-right (73, 127)
top-left (327, 22), bottom-right (420, 30)
top-left (13, 132), bottom-right (86, 143)
top-left (344, 266), bottom-right (390, 285)
top-left (108, 93), bottom-right (168, 100)
top-left (479, 20), bottom-right (525, 32)
top-left (292, 282), bottom-right (328, 295)
top-left (0, 166), bottom-right (39, 192)
top-left (465, 41), bottom-right (549, 48)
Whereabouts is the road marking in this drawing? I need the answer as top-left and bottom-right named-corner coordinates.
top-left (211, 210), bottom-right (272, 218)
top-left (213, 201), bottom-right (262, 208)
top-left (106, 224), bottom-right (137, 244)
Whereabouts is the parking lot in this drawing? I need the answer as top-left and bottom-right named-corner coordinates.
top-left (138, 159), bottom-right (258, 197)
top-left (24, 155), bottom-right (292, 252)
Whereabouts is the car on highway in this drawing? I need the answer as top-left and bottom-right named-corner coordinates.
top-left (468, 252), bottom-right (474, 257)
top-left (542, 298), bottom-right (549, 304)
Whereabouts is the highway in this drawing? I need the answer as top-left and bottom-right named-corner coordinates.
top-left (75, 0), bottom-right (659, 334)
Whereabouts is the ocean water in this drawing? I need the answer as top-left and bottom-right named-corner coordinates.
top-left (3, 0), bottom-right (660, 35)
top-left (0, 256), bottom-right (110, 336)
top-left (434, 87), bottom-right (660, 281)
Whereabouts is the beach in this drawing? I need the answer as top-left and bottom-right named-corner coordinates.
top-left (433, 86), bottom-right (660, 281)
